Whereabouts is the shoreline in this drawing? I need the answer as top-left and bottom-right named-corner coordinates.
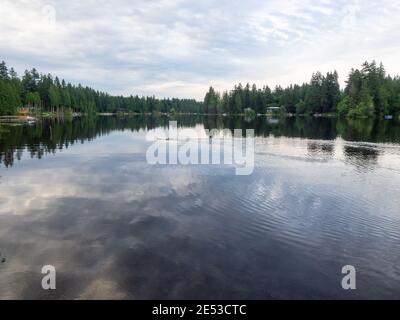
top-left (1, 111), bottom-right (399, 123)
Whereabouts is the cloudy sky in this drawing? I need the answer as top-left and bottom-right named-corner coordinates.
top-left (1, 0), bottom-right (400, 100)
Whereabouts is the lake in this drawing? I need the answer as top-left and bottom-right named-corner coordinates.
top-left (0, 115), bottom-right (400, 299)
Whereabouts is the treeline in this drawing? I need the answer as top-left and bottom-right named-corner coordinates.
top-left (338, 62), bottom-right (400, 117)
top-left (0, 60), bottom-right (202, 116)
top-left (203, 61), bottom-right (400, 117)
top-left (1, 60), bottom-right (400, 117)
top-left (203, 72), bottom-right (340, 116)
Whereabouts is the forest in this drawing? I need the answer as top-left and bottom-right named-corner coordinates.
top-left (1, 60), bottom-right (399, 118)
top-left (0, 60), bottom-right (202, 115)
top-left (204, 61), bottom-right (400, 117)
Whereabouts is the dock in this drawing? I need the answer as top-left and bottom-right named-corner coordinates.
top-left (0, 116), bottom-right (37, 124)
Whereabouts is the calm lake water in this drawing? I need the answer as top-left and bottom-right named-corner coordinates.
top-left (0, 115), bottom-right (400, 299)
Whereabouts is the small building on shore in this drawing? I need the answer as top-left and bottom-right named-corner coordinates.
top-left (266, 106), bottom-right (281, 113)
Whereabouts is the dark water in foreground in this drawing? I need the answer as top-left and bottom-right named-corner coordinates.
top-left (0, 115), bottom-right (400, 299)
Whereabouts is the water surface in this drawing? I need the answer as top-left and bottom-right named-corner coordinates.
top-left (0, 116), bottom-right (400, 299)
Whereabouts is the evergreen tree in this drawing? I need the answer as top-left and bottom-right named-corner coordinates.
top-left (0, 61), bottom-right (9, 80)
top-left (49, 85), bottom-right (61, 109)
top-left (203, 87), bottom-right (220, 114)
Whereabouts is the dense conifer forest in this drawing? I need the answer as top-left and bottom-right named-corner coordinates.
top-left (1, 60), bottom-right (399, 117)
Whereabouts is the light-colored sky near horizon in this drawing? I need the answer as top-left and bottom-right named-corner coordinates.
top-left (1, 0), bottom-right (400, 100)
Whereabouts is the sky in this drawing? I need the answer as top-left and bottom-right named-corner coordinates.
top-left (1, 0), bottom-right (400, 100)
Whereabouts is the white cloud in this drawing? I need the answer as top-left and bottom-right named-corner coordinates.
top-left (1, 0), bottom-right (399, 99)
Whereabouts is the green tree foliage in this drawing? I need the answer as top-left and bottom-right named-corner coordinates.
top-left (296, 100), bottom-right (306, 115)
top-left (203, 83), bottom-right (277, 115)
top-left (48, 85), bottom-right (61, 109)
top-left (305, 72), bottom-right (325, 114)
top-left (1, 60), bottom-right (399, 118)
top-left (0, 79), bottom-right (21, 115)
top-left (347, 84), bottom-right (375, 118)
top-left (0, 60), bottom-right (203, 115)
top-left (204, 62), bottom-right (399, 118)
top-left (337, 96), bottom-right (350, 118)
top-left (339, 61), bottom-right (399, 118)
top-left (203, 87), bottom-right (220, 114)
top-left (0, 61), bottom-right (9, 80)
top-left (201, 73), bottom-right (340, 116)
top-left (323, 71), bottom-right (341, 113)
top-left (0, 61), bottom-right (21, 115)
top-left (26, 92), bottom-right (41, 108)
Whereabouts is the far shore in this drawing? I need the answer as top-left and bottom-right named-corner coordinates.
top-left (1, 111), bottom-right (399, 124)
